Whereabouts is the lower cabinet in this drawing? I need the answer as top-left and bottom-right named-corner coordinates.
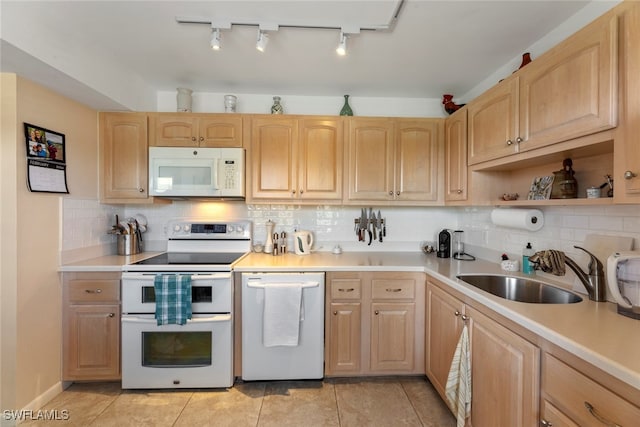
top-left (540, 352), bottom-right (640, 427)
top-left (325, 272), bottom-right (425, 376)
top-left (62, 272), bottom-right (121, 381)
top-left (425, 278), bottom-right (539, 426)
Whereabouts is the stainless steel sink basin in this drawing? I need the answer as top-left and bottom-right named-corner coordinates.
top-left (456, 275), bottom-right (583, 304)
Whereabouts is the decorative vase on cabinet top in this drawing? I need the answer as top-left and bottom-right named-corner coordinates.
top-left (271, 96), bottom-right (283, 114)
top-left (340, 95), bottom-right (353, 116)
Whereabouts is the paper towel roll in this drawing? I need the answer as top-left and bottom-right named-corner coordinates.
top-left (491, 209), bottom-right (544, 231)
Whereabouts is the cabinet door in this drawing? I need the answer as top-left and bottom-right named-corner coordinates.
top-left (467, 78), bottom-right (519, 165)
top-left (425, 283), bottom-right (465, 401)
top-left (326, 302), bottom-right (361, 375)
top-left (467, 306), bottom-right (539, 427)
top-left (444, 109), bottom-right (468, 202)
top-left (101, 113), bottom-right (149, 200)
top-left (346, 118), bottom-right (395, 201)
top-left (250, 117), bottom-right (298, 199)
top-left (370, 303), bottom-right (415, 371)
top-left (519, 14), bottom-right (617, 152)
top-left (298, 118), bottom-right (343, 200)
top-left (150, 115), bottom-right (198, 147)
top-left (64, 305), bottom-right (120, 380)
top-left (199, 116), bottom-right (243, 147)
top-left (616, 2), bottom-right (640, 200)
top-left (395, 119), bottom-right (439, 202)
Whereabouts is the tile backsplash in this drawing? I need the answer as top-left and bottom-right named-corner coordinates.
top-left (62, 199), bottom-right (639, 270)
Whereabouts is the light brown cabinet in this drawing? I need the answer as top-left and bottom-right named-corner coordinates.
top-left (540, 352), bottom-right (640, 427)
top-left (249, 116), bottom-right (343, 202)
top-left (63, 272), bottom-right (120, 381)
top-left (615, 1), bottom-right (640, 202)
top-left (468, 11), bottom-right (617, 167)
top-left (425, 279), bottom-right (539, 426)
top-left (346, 118), bottom-right (441, 204)
top-left (325, 272), bottom-right (424, 376)
top-left (444, 107), bottom-right (468, 202)
top-left (149, 113), bottom-right (243, 147)
top-left (100, 112), bottom-right (151, 202)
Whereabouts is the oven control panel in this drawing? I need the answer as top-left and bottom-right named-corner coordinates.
top-left (166, 220), bottom-right (252, 240)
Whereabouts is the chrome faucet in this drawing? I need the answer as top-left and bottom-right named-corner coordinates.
top-left (564, 246), bottom-right (606, 302)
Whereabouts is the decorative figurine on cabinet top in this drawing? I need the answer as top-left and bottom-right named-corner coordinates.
top-left (442, 94), bottom-right (465, 115)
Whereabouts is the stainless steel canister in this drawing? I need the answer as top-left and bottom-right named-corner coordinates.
top-left (117, 233), bottom-right (140, 255)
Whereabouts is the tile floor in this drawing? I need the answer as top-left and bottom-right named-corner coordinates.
top-left (22, 377), bottom-right (455, 426)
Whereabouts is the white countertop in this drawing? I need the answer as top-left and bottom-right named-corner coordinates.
top-left (61, 250), bottom-right (640, 391)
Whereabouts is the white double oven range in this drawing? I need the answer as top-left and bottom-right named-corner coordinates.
top-left (121, 220), bottom-right (251, 389)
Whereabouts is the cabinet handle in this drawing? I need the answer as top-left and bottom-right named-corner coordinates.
top-left (386, 288), bottom-right (402, 292)
top-left (516, 136), bottom-right (523, 144)
top-left (374, 310), bottom-right (379, 315)
top-left (139, 188), bottom-right (145, 193)
top-left (108, 313), bottom-right (115, 317)
top-left (199, 136), bottom-right (204, 142)
top-left (85, 289), bottom-right (102, 294)
top-left (389, 191), bottom-right (394, 196)
top-left (540, 420), bottom-right (553, 427)
top-left (624, 170), bottom-right (638, 180)
top-left (461, 315), bottom-right (469, 322)
top-left (454, 310), bottom-right (461, 316)
top-left (333, 311), bottom-right (338, 315)
top-left (291, 190), bottom-right (296, 195)
top-left (338, 288), bottom-right (355, 292)
top-left (506, 139), bottom-right (514, 146)
top-left (584, 402), bottom-right (621, 427)
top-left (456, 189), bottom-right (463, 194)
top-left (300, 190), bottom-right (304, 194)
top-left (191, 137), bottom-right (197, 142)
top-left (396, 191), bottom-right (400, 196)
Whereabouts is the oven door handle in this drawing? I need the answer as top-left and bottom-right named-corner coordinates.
top-left (121, 273), bottom-right (231, 281)
top-left (121, 314), bottom-right (231, 324)
top-left (246, 281), bottom-right (319, 289)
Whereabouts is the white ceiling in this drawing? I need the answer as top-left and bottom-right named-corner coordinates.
top-left (1, 1), bottom-right (607, 111)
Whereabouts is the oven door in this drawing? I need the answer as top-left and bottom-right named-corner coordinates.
top-left (121, 314), bottom-right (233, 389)
top-left (121, 273), bottom-right (232, 314)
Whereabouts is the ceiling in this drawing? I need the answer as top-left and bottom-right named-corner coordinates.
top-left (1, 1), bottom-right (600, 110)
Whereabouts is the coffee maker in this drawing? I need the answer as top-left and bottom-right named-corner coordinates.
top-left (437, 229), bottom-right (453, 258)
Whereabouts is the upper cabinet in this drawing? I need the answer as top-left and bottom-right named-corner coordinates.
top-left (346, 117), bottom-right (441, 204)
top-left (615, 1), bottom-right (640, 203)
top-left (444, 107), bottom-right (468, 202)
top-left (249, 115), bottom-right (343, 203)
top-left (149, 113), bottom-right (243, 147)
top-left (468, 11), bottom-right (618, 166)
top-left (100, 112), bottom-right (153, 202)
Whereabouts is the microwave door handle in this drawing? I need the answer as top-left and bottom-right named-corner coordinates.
top-left (213, 158), bottom-right (220, 190)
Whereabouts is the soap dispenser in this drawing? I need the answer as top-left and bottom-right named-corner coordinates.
top-left (522, 242), bottom-right (534, 274)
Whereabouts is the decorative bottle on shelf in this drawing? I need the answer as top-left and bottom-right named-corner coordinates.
top-left (271, 96), bottom-right (283, 114)
top-left (522, 242), bottom-right (534, 274)
top-left (339, 95), bottom-right (353, 116)
top-left (176, 88), bottom-right (193, 112)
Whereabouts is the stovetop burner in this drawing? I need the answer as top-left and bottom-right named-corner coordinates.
top-left (134, 252), bottom-right (247, 266)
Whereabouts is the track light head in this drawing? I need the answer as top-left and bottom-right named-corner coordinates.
top-left (256, 30), bottom-right (269, 52)
top-left (336, 32), bottom-right (347, 56)
top-left (210, 28), bottom-right (221, 50)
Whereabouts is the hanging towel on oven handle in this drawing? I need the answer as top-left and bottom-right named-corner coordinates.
top-left (445, 323), bottom-right (471, 427)
top-left (263, 282), bottom-right (303, 347)
top-left (154, 274), bottom-right (192, 325)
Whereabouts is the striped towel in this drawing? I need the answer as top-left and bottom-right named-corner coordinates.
top-left (529, 250), bottom-right (566, 275)
top-left (445, 324), bottom-right (471, 427)
top-left (154, 274), bottom-right (192, 325)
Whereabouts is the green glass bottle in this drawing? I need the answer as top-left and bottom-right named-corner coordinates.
top-left (339, 95), bottom-right (353, 116)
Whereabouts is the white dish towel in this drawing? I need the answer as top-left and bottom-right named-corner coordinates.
top-left (263, 283), bottom-right (303, 347)
top-left (445, 323), bottom-right (471, 427)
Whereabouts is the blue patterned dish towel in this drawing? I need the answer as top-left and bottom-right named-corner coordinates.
top-left (154, 274), bottom-right (192, 325)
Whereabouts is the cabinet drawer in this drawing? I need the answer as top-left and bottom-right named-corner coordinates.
top-left (542, 353), bottom-right (640, 426)
top-left (68, 280), bottom-right (120, 303)
top-left (330, 279), bottom-right (361, 300)
top-left (372, 279), bottom-right (415, 300)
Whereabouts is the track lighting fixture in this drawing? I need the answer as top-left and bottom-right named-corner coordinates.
top-left (210, 27), bottom-right (221, 50)
top-left (256, 30), bottom-right (269, 52)
top-left (336, 32), bottom-right (347, 56)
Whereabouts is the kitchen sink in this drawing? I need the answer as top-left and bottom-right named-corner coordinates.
top-left (456, 275), bottom-right (583, 304)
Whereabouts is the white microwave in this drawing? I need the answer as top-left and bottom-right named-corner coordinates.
top-left (149, 147), bottom-right (245, 198)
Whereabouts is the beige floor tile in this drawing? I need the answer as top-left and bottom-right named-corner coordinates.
top-left (90, 389), bottom-right (192, 427)
top-left (19, 382), bottom-right (122, 426)
top-left (258, 381), bottom-right (339, 427)
top-left (174, 382), bottom-right (266, 427)
top-left (335, 378), bottom-right (422, 427)
top-left (400, 378), bottom-right (456, 427)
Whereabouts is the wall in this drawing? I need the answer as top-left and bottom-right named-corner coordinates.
top-left (0, 73), bottom-right (100, 413)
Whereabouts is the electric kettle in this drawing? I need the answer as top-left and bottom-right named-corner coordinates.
top-left (294, 231), bottom-right (314, 255)
top-left (607, 251), bottom-right (640, 320)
